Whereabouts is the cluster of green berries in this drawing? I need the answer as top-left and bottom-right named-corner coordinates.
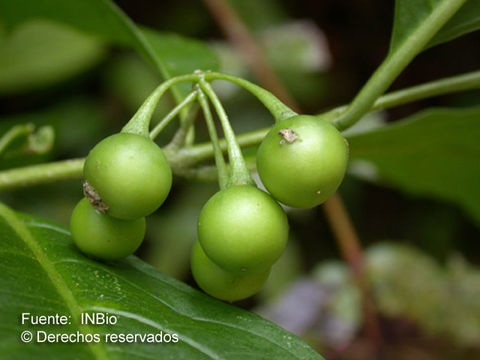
top-left (191, 185), bottom-right (289, 301)
top-left (70, 133), bottom-right (172, 260)
top-left (70, 111), bottom-right (348, 302)
top-left (191, 115), bottom-right (348, 301)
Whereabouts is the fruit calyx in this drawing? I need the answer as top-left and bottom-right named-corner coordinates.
top-left (278, 128), bottom-right (299, 144)
top-left (83, 181), bottom-right (109, 213)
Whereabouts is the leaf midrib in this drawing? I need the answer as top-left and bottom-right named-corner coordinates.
top-left (122, 259), bottom-right (309, 360)
top-left (50, 249), bottom-right (310, 360)
top-left (65, 258), bottom-right (304, 360)
top-left (0, 203), bottom-right (110, 360)
top-left (6, 212), bottom-right (321, 360)
top-left (100, 0), bottom-right (184, 104)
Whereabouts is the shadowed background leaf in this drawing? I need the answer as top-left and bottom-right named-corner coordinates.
top-left (347, 107), bottom-right (480, 225)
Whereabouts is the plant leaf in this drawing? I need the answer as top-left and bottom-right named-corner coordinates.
top-left (0, 0), bottom-right (218, 99)
top-left (0, 123), bottom-right (55, 162)
top-left (389, 0), bottom-right (469, 54)
top-left (0, 19), bottom-right (106, 95)
top-left (347, 107), bottom-right (480, 225)
top-left (429, 0), bottom-right (480, 47)
top-left (141, 27), bottom-right (219, 98)
top-left (0, 124), bottom-right (34, 156)
top-left (0, 203), bottom-right (323, 360)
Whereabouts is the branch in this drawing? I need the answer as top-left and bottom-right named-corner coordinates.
top-left (334, 0), bottom-right (467, 130)
top-left (0, 159), bottom-right (84, 191)
top-left (2, 69), bottom-right (479, 191)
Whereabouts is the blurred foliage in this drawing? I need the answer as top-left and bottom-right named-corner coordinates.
top-left (367, 243), bottom-right (480, 346)
top-left (312, 261), bottom-right (362, 345)
top-left (258, 239), bottom-right (305, 302)
top-left (0, 123), bottom-right (54, 160)
top-left (0, 99), bottom-right (107, 224)
top-left (103, 53), bottom-right (164, 116)
top-left (0, 99), bottom-right (105, 150)
top-left (429, 0), bottom-right (480, 48)
top-left (257, 243), bottom-right (480, 352)
top-left (347, 107), bottom-right (480, 226)
top-left (143, 181), bottom-right (217, 279)
top-left (0, 99), bottom-right (106, 170)
top-left (0, 19), bottom-right (106, 95)
top-left (102, 53), bottom-right (178, 144)
top-left (0, 0), bottom-right (219, 101)
top-left (229, 0), bottom-right (287, 32)
top-left (140, 27), bottom-right (219, 97)
top-left (211, 19), bottom-right (330, 109)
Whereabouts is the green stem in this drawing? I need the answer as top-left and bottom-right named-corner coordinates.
top-left (372, 69), bottom-right (480, 110)
top-left (121, 71), bottom-right (295, 137)
top-left (197, 88), bottom-right (229, 189)
top-left (121, 74), bottom-right (199, 137)
top-left (185, 123), bottom-right (196, 147)
top-left (204, 72), bottom-right (297, 122)
top-left (166, 104), bottom-right (200, 149)
top-left (2, 69), bottom-right (480, 190)
top-left (0, 159), bottom-right (84, 191)
top-left (334, 0), bottom-right (467, 131)
top-left (171, 128), bottom-right (267, 167)
top-left (322, 69), bottom-right (480, 122)
top-left (172, 70), bottom-right (480, 164)
top-left (199, 79), bottom-right (254, 186)
top-left (175, 158), bottom-right (257, 182)
top-left (0, 124), bottom-right (35, 155)
top-left (149, 90), bottom-right (198, 140)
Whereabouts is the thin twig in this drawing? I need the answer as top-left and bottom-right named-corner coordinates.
top-left (202, 0), bottom-right (297, 109)
top-left (322, 196), bottom-right (382, 350)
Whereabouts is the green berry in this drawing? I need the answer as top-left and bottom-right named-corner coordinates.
top-left (256, 115), bottom-right (348, 208)
top-left (198, 185), bottom-right (288, 274)
top-left (191, 242), bottom-right (270, 302)
top-left (70, 198), bottom-right (146, 260)
top-left (83, 133), bottom-right (172, 220)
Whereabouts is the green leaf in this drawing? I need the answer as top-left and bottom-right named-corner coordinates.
top-left (229, 0), bottom-right (287, 32)
top-left (0, 99), bottom-right (106, 170)
top-left (429, 0), bottom-right (480, 47)
top-left (0, 0), bottom-right (218, 99)
top-left (0, 124), bottom-right (54, 159)
top-left (334, 0), bottom-right (466, 131)
top-left (0, 203), bottom-right (323, 360)
top-left (141, 28), bottom-right (219, 97)
top-left (347, 107), bottom-right (480, 225)
top-left (0, 123), bottom-right (55, 171)
top-left (0, 124), bottom-right (35, 156)
top-left (389, 0), bottom-right (467, 54)
top-left (0, 19), bottom-right (106, 95)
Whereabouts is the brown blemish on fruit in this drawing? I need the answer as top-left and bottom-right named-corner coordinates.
top-left (83, 181), bottom-right (109, 213)
top-left (344, 138), bottom-right (350, 156)
top-left (278, 128), bottom-right (299, 145)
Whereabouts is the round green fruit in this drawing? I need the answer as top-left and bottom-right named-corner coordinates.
top-left (191, 242), bottom-right (270, 302)
top-left (256, 115), bottom-right (348, 208)
top-left (83, 133), bottom-right (172, 220)
top-left (198, 185), bottom-right (288, 274)
top-left (70, 198), bottom-right (146, 260)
